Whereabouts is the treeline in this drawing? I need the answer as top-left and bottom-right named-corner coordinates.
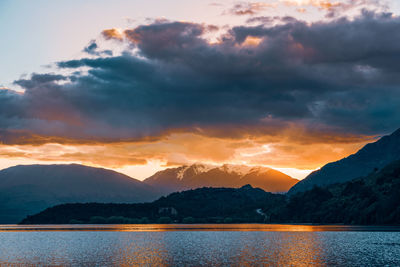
top-left (20, 185), bottom-right (284, 224)
top-left (20, 160), bottom-right (400, 225)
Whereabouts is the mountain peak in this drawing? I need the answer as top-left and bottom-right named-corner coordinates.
top-left (240, 184), bottom-right (253, 190)
top-left (172, 163), bottom-right (273, 180)
top-left (144, 163), bottom-right (297, 194)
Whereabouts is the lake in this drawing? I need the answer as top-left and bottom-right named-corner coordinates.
top-left (1, 224), bottom-right (400, 266)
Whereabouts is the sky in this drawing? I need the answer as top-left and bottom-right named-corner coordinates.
top-left (1, 0), bottom-right (400, 180)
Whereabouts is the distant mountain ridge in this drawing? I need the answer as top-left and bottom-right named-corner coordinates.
top-left (0, 163), bottom-right (297, 223)
top-left (289, 128), bottom-right (400, 194)
top-left (144, 163), bottom-right (298, 194)
top-left (0, 164), bottom-right (158, 223)
top-left (21, 159), bottom-right (400, 225)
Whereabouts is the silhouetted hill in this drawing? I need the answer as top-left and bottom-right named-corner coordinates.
top-left (289, 128), bottom-right (400, 194)
top-left (144, 163), bottom-right (297, 194)
top-left (0, 164), bottom-right (158, 223)
top-left (275, 160), bottom-right (400, 224)
top-left (20, 185), bottom-right (285, 224)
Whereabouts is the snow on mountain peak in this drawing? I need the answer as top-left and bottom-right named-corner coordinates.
top-left (176, 166), bottom-right (190, 179)
top-left (218, 164), bottom-right (271, 176)
top-left (174, 163), bottom-right (272, 179)
top-left (176, 163), bottom-right (215, 179)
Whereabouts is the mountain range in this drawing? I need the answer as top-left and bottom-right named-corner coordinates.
top-left (21, 159), bottom-right (400, 225)
top-left (0, 163), bottom-right (295, 223)
top-left (144, 164), bottom-right (298, 195)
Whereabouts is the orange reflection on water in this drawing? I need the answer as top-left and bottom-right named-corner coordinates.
top-left (1, 224), bottom-right (398, 232)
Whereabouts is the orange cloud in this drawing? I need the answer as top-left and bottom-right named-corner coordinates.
top-left (0, 126), bottom-right (374, 180)
top-left (241, 36), bottom-right (263, 46)
top-left (0, 115), bottom-right (376, 179)
top-left (283, 0), bottom-right (341, 10)
top-left (102, 28), bottom-right (124, 41)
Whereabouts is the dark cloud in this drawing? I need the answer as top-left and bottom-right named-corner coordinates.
top-left (2, 11), bottom-right (400, 145)
top-left (83, 40), bottom-right (113, 56)
top-left (14, 73), bottom-right (67, 89)
top-left (83, 40), bottom-right (98, 54)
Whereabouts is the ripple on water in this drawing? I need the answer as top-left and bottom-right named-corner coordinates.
top-left (0, 225), bottom-right (399, 266)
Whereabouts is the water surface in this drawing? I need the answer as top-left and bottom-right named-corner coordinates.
top-left (1, 224), bottom-right (399, 266)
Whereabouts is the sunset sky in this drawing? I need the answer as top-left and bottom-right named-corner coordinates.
top-left (1, 0), bottom-right (400, 179)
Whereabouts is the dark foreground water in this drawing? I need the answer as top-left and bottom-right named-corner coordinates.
top-left (0, 224), bottom-right (399, 266)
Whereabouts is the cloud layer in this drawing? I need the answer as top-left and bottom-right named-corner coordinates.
top-left (1, 10), bottom-right (400, 171)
